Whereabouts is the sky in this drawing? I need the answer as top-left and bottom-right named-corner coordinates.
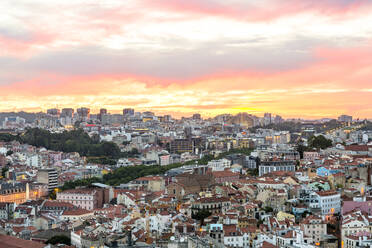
top-left (1, 0), bottom-right (372, 119)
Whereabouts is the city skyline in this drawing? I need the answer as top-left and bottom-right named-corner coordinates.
top-left (2, 0), bottom-right (372, 118)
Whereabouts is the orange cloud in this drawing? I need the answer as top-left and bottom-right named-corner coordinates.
top-left (1, 43), bottom-right (372, 118)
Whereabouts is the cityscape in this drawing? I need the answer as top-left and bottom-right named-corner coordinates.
top-left (0, 109), bottom-right (371, 248)
top-left (2, 0), bottom-right (372, 248)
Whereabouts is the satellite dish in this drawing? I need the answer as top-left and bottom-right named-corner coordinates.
top-left (170, 236), bottom-right (175, 241)
top-left (180, 237), bottom-right (185, 242)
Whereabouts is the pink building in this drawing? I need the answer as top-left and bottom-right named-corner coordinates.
top-left (57, 188), bottom-right (102, 210)
top-left (212, 170), bottom-right (240, 184)
top-left (303, 152), bottom-right (320, 161)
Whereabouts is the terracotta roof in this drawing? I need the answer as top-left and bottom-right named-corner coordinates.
top-left (63, 209), bottom-right (92, 216)
top-left (316, 190), bottom-right (339, 197)
top-left (345, 145), bottom-right (369, 151)
top-left (0, 234), bottom-right (45, 248)
top-left (262, 241), bottom-right (278, 248)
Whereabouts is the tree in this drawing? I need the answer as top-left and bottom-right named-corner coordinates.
top-left (336, 183), bottom-right (343, 189)
top-left (192, 210), bottom-right (211, 226)
top-left (46, 235), bottom-right (71, 245)
top-left (308, 135), bottom-right (333, 150)
top-left (1, 167), bottom-right (9, 178)
top-left (5, 150), bottom-right (13, 156)
top-left (264, 206), bottom-right (273, 213)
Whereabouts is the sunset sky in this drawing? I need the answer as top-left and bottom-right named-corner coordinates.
top-left (1, 0), bottom-right (372, 118)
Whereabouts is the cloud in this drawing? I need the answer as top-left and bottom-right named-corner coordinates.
top-left (145, 0), bottom-right (372, 22)
top-left (1, 0), bottom-right (372, 118)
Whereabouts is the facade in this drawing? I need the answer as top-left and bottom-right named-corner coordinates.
top-left (170, 139), bottom-right (194, 154)
top-left (37, 168), bottom-right (58, 192)
top-left (0, 202), bottom-right (15, 220)
top-left (57, 188), bottom-right (101, 210)
top-left (342, 210), bottom-right (371, 245)
top-left (208, 158), bottom-right (232, 171)
top-left (338, 115), bottom-right (353, 123)
top-left (191, 196), bottom-right (230, 215)
top-left (47, 108), bottom-right (60, 116)
top-left (123, 108), bottom-right (135, 116)
top-left (259, 161), bottom-right (295, 176)
top-left (0, 183), bottom-right (43, 204)
top-left (76, 107), bottom-right (90, 121)
top-left (300, 215), bottom-right (327, 244)
top-left (310, 191), bottom-right (341, 216)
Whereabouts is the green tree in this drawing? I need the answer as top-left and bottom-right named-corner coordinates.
top-left (192, 210), bottom-right (212, 226)
top-left (46, 235), bottom-right (71, 245)
top-left (1, 167), bottom-right (8, 178)
top-left (264, 206), bottom-right (273, 213)
top-left (308, 135), bottom-right (333, 150)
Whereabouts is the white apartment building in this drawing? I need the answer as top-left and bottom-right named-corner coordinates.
top-left (208, 158), bottom-right (231, 171)
top-left (309, 191), bottom-right (341, 216)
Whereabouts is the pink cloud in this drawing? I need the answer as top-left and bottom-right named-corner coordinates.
top-left (144, 0), bottom-right (371, 22)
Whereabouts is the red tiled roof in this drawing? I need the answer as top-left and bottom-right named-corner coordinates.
top-left (63, 209), bottom-right (92, 216)
top-left (0, 234), bottom-right (45, 248)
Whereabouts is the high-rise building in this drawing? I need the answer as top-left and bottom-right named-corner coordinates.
top-left (76, 107), bottom-right (90, 121)
top-left (192, 113), bottom-right (201, 120)
top-left (264, 113), bottom-right (272, 125)
top-left (338, 115), bottom-right (353, 123)
top-left (37, 168), bottom-right (58, 192)
top-left (100, 108), bottom-right (107, 115)
top-left (164, 115), bottom-right (172, 122)
top-left (61, 108), bottom-right (74, 118)
top-left (170, 139), bottom-right (194, 154)
top-left (47, 108), bottom-right (60, 116)
top-left (123, 108), bottom-right (135, 116)
top-left (99, 108), bottom-right (108, 121)
top-left (274, 115), bottom-right (284, 124)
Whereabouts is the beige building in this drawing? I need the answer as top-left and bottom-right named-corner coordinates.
top-left (300, 215), bottom-right (327, 244)
top-left (341, 210), bottom-right (370, 245)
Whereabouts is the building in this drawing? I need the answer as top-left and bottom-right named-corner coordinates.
top-left (123, 108), bottom-right (135, 116)
top-left (338, 115), bottom-right (353, 123)
top-left (46, 108), bottom-right (60, 116)
top-left (192, 113), bottom-right (201, 120)
top-left (264, 113), bottom-right (272, 125)
top-left (0, 234), bottom-right (46, 248)
top-left (0, 183), bottom-right (43, 204)
top-left (309, 191), bottom-right (341, 216)
top-left (57, 188), bottom-right (102, 210)
top-left (76, 107), bottom-right (90, 121)
top-left (212, 170), bottom-right (240, 184)
top-left (300, 215), bottom-right (327, 244)
top-left (208, 158), bottom-right (231, 171)
top-left (191, 196), bottom-right (230, 215)
top-left (244, 156), bottom-right (257, 169)
top-left (341, 210), bottom-right (370, 245)
top-left (170, 139), bottom-right (194, 154)
top-left (133, 176), bottom-right (165, 192)
top-left (98, 108), bottom-right (107, 121)
top-left (258, 161), bottom-right (295, 176)
top-left (61, 108), bottom-right (74, 118)
top-left (101, 114), bottom-right (124, 125)
top-left (0, 154), bottom-right (6, 167)
top-left (37, 168), bottom-right (58, 192)
top-left (2, 116), bottom-right (26, 129)
top-left (0, 202), bottom-right (15, 220)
